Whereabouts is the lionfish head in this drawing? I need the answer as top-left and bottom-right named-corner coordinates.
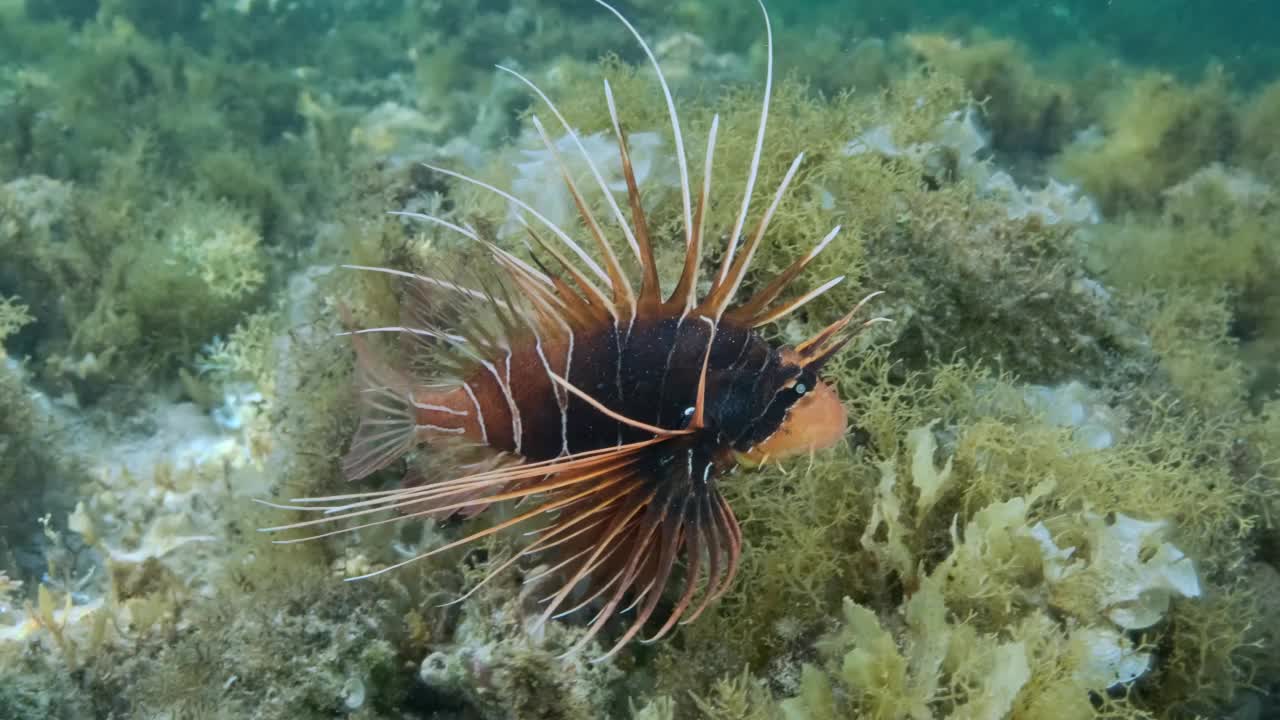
top-left (739, 290), bottom-right (886, 461)
top-left (715, 288), bottom-right (883, 465)
top-left (735, 353), bottom-right (848, 465)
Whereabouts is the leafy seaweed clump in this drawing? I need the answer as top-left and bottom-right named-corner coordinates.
top-left (644, 350), bottom-right (1270, 717)
top-left (1055, 68), bottom-right (1236, 215)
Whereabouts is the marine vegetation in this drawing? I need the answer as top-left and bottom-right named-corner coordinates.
top-left (262, 0), bottom-right (886, 664)
top-left (2, 0), bottom-right (1280, 718)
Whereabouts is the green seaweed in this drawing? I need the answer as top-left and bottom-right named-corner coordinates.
top-left (1055, 68), bottom-right (1237, 215)
top-left (1, 3), bottom-right (1278, 718)
top-left (1241, 80), bottom-right (1280, 182)
top-left (644, 339), bottom-right (1266, 716)
top-left (904, 33), bottom-right (1082, 155)
top-left (123, 545), bottom-right (412, 719)
top-left (1082, 163), bottom-right (1279, 409)
top-left (299, 51), bottom-right (1275, 718)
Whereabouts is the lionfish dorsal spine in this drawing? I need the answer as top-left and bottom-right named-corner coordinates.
top-left (716, 0), bottom-right (774, 289)
top-left (700, 151), bottom-right (806, 321)
top-left (528, 114), bottom-right (637, 314)
top-left (601, 79), bottom-right (662, 307)
top-left (422, 161), bottom-right (613, 290)
top-left (590, 0), bottom-right (695, 250)
top-left (668, 112), bottom-right (720, 315)
top-left (496, 64), bottom-right (646, 265)
top-left (726, 224), bottom-right (843, 325)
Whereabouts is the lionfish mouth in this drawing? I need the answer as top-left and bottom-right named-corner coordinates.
top-left (259, 0), bottom-right (887, 663)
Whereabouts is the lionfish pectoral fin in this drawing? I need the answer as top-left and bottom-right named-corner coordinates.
top-left (262, 439), bottom-right (661, 593)
top-left (400, 466), bottom-right (496, 520)
top-left (547, 372), bottom-right (694, 437)
top-left (689, 315), bottom-right (717, 430)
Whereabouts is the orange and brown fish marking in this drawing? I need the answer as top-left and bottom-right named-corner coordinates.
top-left (260, 0), bottom-right (888, 663)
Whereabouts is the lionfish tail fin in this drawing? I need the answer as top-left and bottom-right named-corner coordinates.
top-left (338, 306), bottom-right (420, 481)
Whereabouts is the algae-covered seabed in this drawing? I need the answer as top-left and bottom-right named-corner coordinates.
top-left (3, 1), bottom-right (1280, 718)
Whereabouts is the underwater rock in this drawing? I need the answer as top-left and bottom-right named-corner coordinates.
top-left (1068, 626), bottom-right (1151, 689)
top-left (416, 581), bottom-right (623, 720)
top-left (502, 128), bottom-right (677, 239)
top-left (1020, 380), bottom-right (1125, 450)
top-left (653, 30), bottom-right (739, 86)
top-left (350, 101), bottom-right (451, 169)
top-left (845, 106), bottom-right (1099, 225)
top-left (984, 173), bottom-right (1099, 226)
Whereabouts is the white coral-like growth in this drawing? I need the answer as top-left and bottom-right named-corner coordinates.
top-left (1019, 511), bottom-right (1201, 690)
top-left (812, 420), bottom-right (1210, 713)
top-left (984, 172), bottom-right (1100, 226)
top-left (1030, 513), bottom-right (1201, 630)
top-left (1081, 512), bottom-right (1202, 629)
top-left (1021, 380), bottom-right (1126, 451)
top-left (844, 108), bottom-right (1100, 226)
top-left (1164, 162), bottom-right (1273, 213)
top-left (843, 108), bottom-right (988, 165)
top-left (349, 101), bottom-right (450, 167)
top-left (504, 129), bottom-right (675, 239)
top-left (1070, 626), bottom-right (1152, 689)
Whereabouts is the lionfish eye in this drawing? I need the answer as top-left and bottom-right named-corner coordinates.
top-left (794, 383), bottom-right (807, 396)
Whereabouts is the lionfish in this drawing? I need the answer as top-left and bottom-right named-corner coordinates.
top-left (262, 0), bottom-right (885, 662)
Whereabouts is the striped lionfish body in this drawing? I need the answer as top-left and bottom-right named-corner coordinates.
top-left (264, 0), bottom-right (885, 662)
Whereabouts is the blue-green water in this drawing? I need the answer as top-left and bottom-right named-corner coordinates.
top-left (1, 2), bottom-right (1277, 718)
